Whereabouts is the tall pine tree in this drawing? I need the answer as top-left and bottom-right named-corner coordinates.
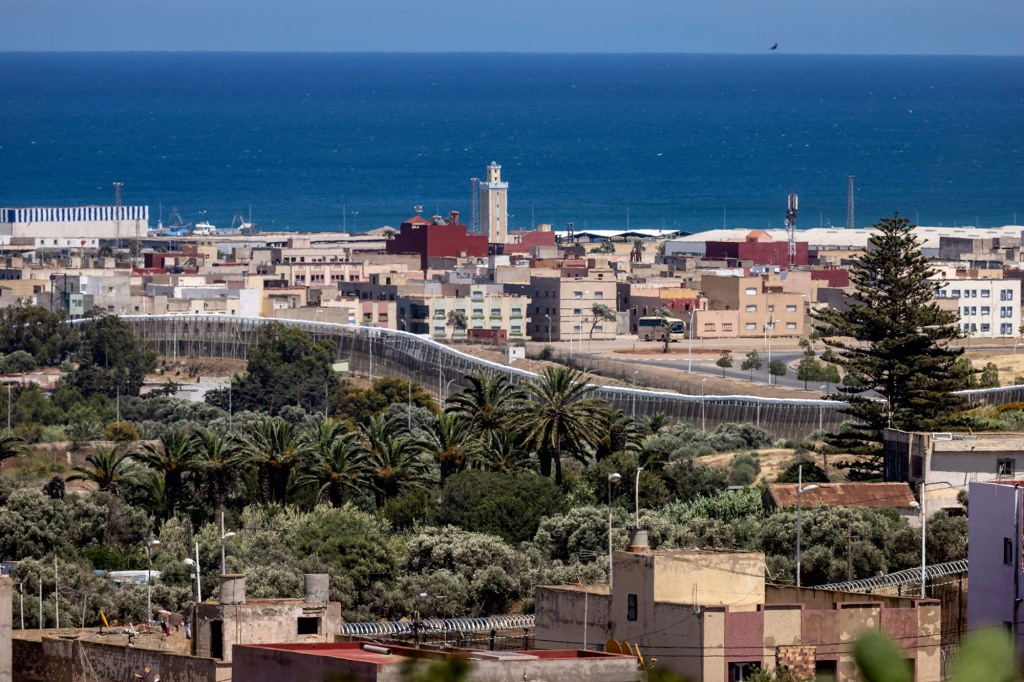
top-left (813, 216), bottom-right (969, 470)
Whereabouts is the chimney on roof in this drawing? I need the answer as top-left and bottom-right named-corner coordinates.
top-left (628, 526), bottom-right (650, 552)
top-left (304, 574), bottom-right (330, 603)
top-left (449, 210), bottom-right (460, 225)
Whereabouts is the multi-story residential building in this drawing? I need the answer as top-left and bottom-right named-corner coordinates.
top-left (618, 281), bottom-right (701, 334)
top-left (511, 271), bottom-right (619, 342)
top-left (701, 273), bottom-right (806, 338)
top-left (967, 480), bottom-right (1024, 653)
top-left (385, 213), bottom-right (488, 270)
top-left (931, 271), bottom-right (1020, 337)
top-left (399, 284), bottom-right (529, 341)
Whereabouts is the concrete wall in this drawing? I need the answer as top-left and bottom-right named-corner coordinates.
top-left (0, 578), bottom-right (10, 682)
top-left (193, 600), bottom-right (342, 664)
top-left (533, 587), bottom-right (612, 651)
top-left (13, 637), bottom-right (219, 682)
top-left (232, 645), bottom-right (640, 682)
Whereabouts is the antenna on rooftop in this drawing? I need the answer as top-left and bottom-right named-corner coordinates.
top-left (785, 194), bottom-right (798, 269)
top-left (846, 175), bottom-right (855, 230)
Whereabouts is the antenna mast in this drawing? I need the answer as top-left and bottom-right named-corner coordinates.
top-left (846, 175), bottom-right (855, 230)
top-left (113, 181), bottom-right (123, 247)
top-left (785, 193), bottom-right (798, 268)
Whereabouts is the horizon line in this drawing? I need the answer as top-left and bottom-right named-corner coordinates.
top-left (1, 50), bottom-right (1022, 58)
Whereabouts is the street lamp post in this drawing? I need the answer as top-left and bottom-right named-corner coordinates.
top-left (145, 539), bottom-right (160, 626)
top-left (818, 384), bottom-right (827, 433)
top-left (184, 542), bottom-right (202, 603)
top-left (220, 512), bottom-right (236, 575)
top-left (634, 467), bottom-right (644, 529)
top-left (688, 309), bottom-right (696, 372)
top-left (700, 379), bottom-right (707, 432)
top-left (796, 465), bottom-right (819, 588)
top-left (608, 472), bottom-right (622, 588)
top-left (631, 371), bottom-right (639, 418)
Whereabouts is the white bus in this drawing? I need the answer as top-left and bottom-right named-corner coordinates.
top-left (637, 316), bottom-right (686, 342)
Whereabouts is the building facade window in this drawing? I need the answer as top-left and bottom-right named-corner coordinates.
top-left (998, 459), bottom-right (1015, 477)
top-left (627, 594), bottom-right (638, 621)
top-left (1005, 538), bottom-right (1014, 565)
top-left (745, 305), bottom-right (757, 312)
top-left (745, 287), bottom-right (757, 295)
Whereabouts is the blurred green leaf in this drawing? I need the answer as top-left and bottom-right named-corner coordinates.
top-left (853, 630), bottom-right (912, 682)
top-left (949, 629), bottom-right (1015, 682)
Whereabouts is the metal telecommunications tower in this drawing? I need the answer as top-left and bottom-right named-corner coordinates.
top-left (470, 178), bottom-right (480, 233)
top-left (785, 193), bottom-right (798, 268)
top-left (846, 175), bottom-right (855, 230)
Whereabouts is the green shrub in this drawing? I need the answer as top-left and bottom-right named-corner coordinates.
top-left (104, 422), bottom-right (139, 443)
top-left (432, 471), bottom-right (564, 544)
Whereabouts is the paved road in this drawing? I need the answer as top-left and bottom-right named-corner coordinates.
top-left (609, 351), bottom-right (826, 393)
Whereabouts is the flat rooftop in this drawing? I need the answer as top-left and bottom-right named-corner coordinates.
top-left (242, 641), bottom-right (626, 664)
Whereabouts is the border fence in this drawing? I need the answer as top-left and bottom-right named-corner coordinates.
top-left (74, 315), bottom-right (1024, 441)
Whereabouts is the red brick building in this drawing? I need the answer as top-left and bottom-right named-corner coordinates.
top-left (385, 215), bottom-right (489, 270)
top-left (705, 230), bottom-right (810, 268)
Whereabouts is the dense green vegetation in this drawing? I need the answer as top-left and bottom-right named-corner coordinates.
top-left (0, 304), bottom-right (975, 630)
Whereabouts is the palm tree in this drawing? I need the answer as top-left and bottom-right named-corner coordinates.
top-left (68, 444), bottom-right (136, 495)
top-left (641, 412), bottom-right (672, 435)
top-left (422, 412), bottom-right (477, 481)
top-left (445, 371), bottom-right (521, 440)
top-left (471, 430), bottom-right (533, 474)
top-left (134, 428), bottom-right (197, 520)
top-left (0, 432), bottom-right (27, 472)
top-left (241, 418), bottom-right (311, 505)
top-left (358, 413), bottom-right (430, 508)
top-left (192, 428), bottom-right (244, 524)
top-left (593, 408), bottom-right (640, 460)
top-left (516, 366), bottom-right (608, 485)
top-left (297, 427), bottom-right (368, 507)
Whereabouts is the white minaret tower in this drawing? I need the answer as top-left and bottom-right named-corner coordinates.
top-left (479, 161), bottom-right (509, 244)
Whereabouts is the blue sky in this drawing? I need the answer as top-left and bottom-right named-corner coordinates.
top-left (4, 0), bottom-right (1022, 54)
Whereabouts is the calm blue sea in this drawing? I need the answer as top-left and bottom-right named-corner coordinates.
top-left (1, 53), bottom-right (1022, 233)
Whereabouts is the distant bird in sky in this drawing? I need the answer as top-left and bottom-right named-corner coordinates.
top-left (770, 43), bottom-right (779, 50)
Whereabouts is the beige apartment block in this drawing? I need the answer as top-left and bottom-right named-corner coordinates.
top-left (514, 273), bottom-right (619, 342)
top-left (701, 274), bottom-right (806, 338)
top-left (535, 548), bottom-right (940, 682)
top-left (277, 261), bottom-right (409, 287)
top-left (693, 309), bottom-right (740, 339)
top-left (400, 286), bottom-right (529, 340)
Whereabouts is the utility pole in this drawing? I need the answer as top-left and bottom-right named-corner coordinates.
top-left (113, 181), bottom-right (123, 249)
top-left (846, 176), bottom-right (855, 230)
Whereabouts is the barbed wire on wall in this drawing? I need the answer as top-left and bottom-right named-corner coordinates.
top-left (71, 315), bottom-right (1024, 441)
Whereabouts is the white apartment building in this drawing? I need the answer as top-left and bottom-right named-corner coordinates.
top-left (933, 278), bottom-right (1021, 337)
